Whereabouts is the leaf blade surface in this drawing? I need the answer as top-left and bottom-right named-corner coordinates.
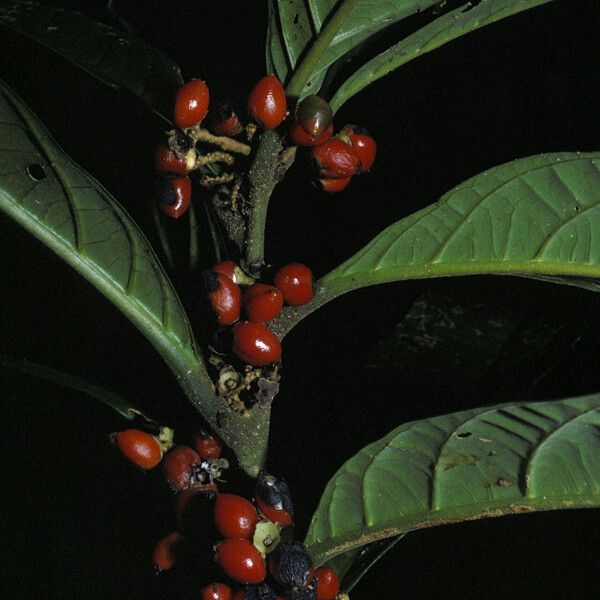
top-left (305, 396), bottom-right (600, 569)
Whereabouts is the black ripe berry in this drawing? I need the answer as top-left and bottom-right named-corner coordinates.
top-left (269, 541), bottom-right (313, 590)
top-left (238, 583), bottom-right (278, 600)
top-left (255, 469), bottom-right (294, 527)
top-left (283, 581), bottom-right (317, 600)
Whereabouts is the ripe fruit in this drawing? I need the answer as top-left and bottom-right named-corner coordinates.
top-left (204, 271), bottom-right (242, 326)
top-left (294, 95), bottom-right (332, 139)
top-left (163, 445), bottom-right (202, 490)
top-left (269, 541), bottom-right (314, 590)
top-left (255, 469), bottom-right (294, 527)
top-left (214, 493), bottom-right (260, 539)
top-left (212, 260), bottom-right (254, 286)
top-left (210, 101), bottom-right (244, 137)
top-left (311, 138), bottom-right (359, 179)
top-left (340, 124), bottom-right (377, 172)
top-left (232, 321), bottom-right (282, 366)
top-left (314, 176), bottom-right (351, 193)
top-left (174, 79), bottom-right (210, 128)
top-left (243, 283), bottom-right (283, 322)
top-left (159, 176), bottom-right (192, 219)
top-left (152, 531), bottom-right (183, 572)
top-left (274, 263), bottom-right (314, 307)
top-left (201, 582), bottom-right (234, 600)
top-left (247, 75), bottom-right (287, 130)
top-left (233, 584), bottom-right (279, 600)
top-left (194, 430), bottom-right (223, 460)
top-left (113, 429), bottom-right (163, 470)
top-left (215, 538), bottom-right (267, 584)
top-left (287, 122), bottom-right (333, 147)
top-left (154, 144), bottom-right (195, 175)
top-left (314, 567), bottom-right (340, 600)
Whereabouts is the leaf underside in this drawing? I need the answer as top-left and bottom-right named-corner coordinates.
top-left (305, 395), bottom-right (600, 572)
top-left (267, 0), bottom-right (441, 97)
top-left (267, 0), bottom-right (552, 106)
top-left (321, 152), bottom-right (600, 298)
top-left (0, 354), bottom-right (144, 421)
top-left (0, 0), bottom-right (182, 118)
top-left (0, 79), bottom-right (270, 476)
top-left (0, 79), bottom-right (197, 360)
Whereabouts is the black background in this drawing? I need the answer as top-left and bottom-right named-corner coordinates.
top-left (1, 1), bottom-right (600, 598)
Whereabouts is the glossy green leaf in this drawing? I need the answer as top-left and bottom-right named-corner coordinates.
top-left (0, 1), bottom-right (182, 118)
top-left (330, 0), bottom-right (553, 112)
top-left (321, 153), bottom-right (600, 299)
top-left (305, 395), bottom-right (600, 569)
top-left (0, 79), bottom-right (269, 476)
top-left (269, 0), bottom-right (441, 97)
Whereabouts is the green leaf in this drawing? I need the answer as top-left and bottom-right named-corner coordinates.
top-left (321, 153), bottom-right (600, 299)
top-left (0, 0), bottom-right (182, 119)
top-left (0, 354), bottom-right (144, 421)
top-left (269, 0), bottom-right (441, 97)
top-left (305, 395), bottom-right (600, 569)
top-left (330, 0), bottom-right (553, 112)
top-left (0, 79), bottom-right (269, 477)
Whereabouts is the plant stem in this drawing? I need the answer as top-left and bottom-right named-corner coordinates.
top-left (269, 280), bottom-right (336, 339)
top-left (188, 199), bottom-right (200, 274)
top-left (285, 0), bottom-right (360, 99)
top-left (244, 129), bottom-right (284, 271)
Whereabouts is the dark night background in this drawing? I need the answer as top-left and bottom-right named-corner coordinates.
top-left (1, 1), bottom-right (600, 598)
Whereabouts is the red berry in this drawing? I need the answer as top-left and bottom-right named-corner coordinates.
top-left (154, 144), bottom-right (194, 175)
top-left (174, 79), bottom-right (210, 128)
top-left (152, 531), bottom-right (183, 572)
top-left (315, 176), bottom-right (351, 193)
top-left (288, 122), bottom-right (333, 147)
top-left (202, 582), bottom-right (234, 600)
top-left (212, 260), bottom-right (254, 286)
top-left (340, 124), bottom-right (377, 172)
top-left (294, 95), bottom-right (332, 139)
top-left (311, 138), bottom-right (359, 179)
top-left (214, 493), bottom-right (260, 539)
top-left (159, 176), bottom-right (192, 219)
top-left (215, 538), bottom-right (266, 584)
top-left (113, 429), bottom-right (162, 470)
top-left (255, 469), bottom-right (294, 527)
top-left (255, 496), bottom-right (293, 528)
top-left (247, 75), bottom-right (287, 130)
top-left (314, 567), bottom-right (340, 600)
top-left (211, 101), bottom-right (244, 137)
top-left (232, 321), bottom-right (282, 366)
top-left (243, 283), bottom-right (283, 322)
top-left (194, 430), bottom-right (223, 460)
top-left (163, 445), bottom-right (202, 491)
top-left (204, 271), bottom-right (242, 326)
top-left (274, 263), bottom-right (314, 306)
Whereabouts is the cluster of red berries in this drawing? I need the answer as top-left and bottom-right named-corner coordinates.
top-left (205, 260), bottom-right (314, 367)
top-left (153, 74), bottom-right (377, 219)
top-left (110, 423), bottom-right (339, 597)
top-left (153, 74), bottom-right (289, 219)
top-left (286, 95), bottom-right (377, 193)
top-left (201, 470), bottom-right (340, 600)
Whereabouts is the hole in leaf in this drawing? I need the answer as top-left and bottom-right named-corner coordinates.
top-left (293, 13), bottom-right (299, 24)
top-left (456, 432), bottom-right (472, 439)
top-left (26, 163), bottom-right (47, 181)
